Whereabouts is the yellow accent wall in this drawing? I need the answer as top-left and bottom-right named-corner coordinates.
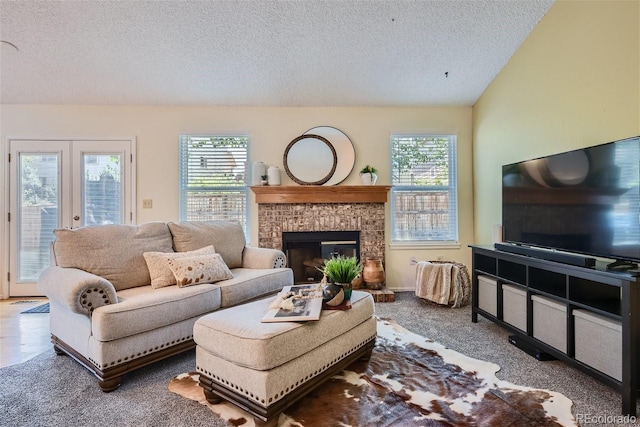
top-left (473, 0), bottom-right (640, 245)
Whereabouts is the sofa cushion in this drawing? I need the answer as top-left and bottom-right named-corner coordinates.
top-left (168, 253), bottom-right (234, 287)
top-left (168, 221), bottom-right (245, 268)
top-left (53, 222), bottom-right (173, 291)
top-left (143, 245), bottom-right (216, 289)
top-left (216, 268), bottom-right (294, 308)
top-left (193, 291), bottom-right (374, 371)
top-left (91, 284), bottom-right (222, 341)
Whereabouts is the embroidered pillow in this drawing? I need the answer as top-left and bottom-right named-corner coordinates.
top-left (167, 253), bottom-right (234, 288)
top-left (143, 245), bottom-right (216, 289)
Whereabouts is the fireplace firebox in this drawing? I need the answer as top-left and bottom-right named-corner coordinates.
top-left (282, 231), bottom-right (360, 284)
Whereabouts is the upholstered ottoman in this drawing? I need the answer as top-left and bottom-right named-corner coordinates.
top-left (193, 291), bottom-right (376, 426)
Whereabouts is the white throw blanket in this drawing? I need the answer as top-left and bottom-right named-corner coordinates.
top-left (415, 261), bottom-right (469, 308)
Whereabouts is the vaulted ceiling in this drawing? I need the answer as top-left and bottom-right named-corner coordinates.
top-left (0, 0), bottom-right (554, 107)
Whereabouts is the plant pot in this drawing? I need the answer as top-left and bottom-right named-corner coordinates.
top-left (363, 257), bottom-right (385, 290)
top-left (322, 282), bottom-right (345, 306)
top-left (360, 173), bottom-right (378, 185)
top-left (340, 282), bottom-right (353, 300)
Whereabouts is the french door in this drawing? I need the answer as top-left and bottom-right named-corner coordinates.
top-left (7, 138), bottom-right (136, 296)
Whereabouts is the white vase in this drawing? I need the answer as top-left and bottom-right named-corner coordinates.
top-left (251, 162), bottom-right (266, 186)
top-left (267, 166), bottom-right (281, 186)
top-left (360, 173), bottom-right (378, 185)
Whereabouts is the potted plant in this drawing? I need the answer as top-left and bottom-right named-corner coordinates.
top-left (359, 165), bottom-right (378, 185)
top-left (260, 174), bottom-right (269, 185)
top-left (317, 255), bottom-right (363, 303)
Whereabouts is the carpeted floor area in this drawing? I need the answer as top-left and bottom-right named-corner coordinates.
top-left (0, 291), bottom-right (635, 426)
top-left (375, 292), bottom-right (637, 425)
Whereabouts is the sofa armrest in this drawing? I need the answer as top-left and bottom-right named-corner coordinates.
top-left (38, 266), bottom-right (118, 317)
top-left (241, 246), bottom-right (287, 269)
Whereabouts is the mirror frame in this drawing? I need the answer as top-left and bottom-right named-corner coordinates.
top-left (283, 134), bottom-right (337, 185)
top-left (304, 126), bottom-right (355, 186)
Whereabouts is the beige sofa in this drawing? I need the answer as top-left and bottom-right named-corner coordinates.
top-left (38, 220), bottom-right (293, 392)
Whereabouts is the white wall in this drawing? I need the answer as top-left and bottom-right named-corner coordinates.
top-left (1, 105), bottom-right (473, 297)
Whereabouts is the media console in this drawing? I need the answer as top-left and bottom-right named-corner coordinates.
top-left (470, 245), bottom-right (640, 416)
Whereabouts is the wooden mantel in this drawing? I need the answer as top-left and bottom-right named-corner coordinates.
top-left (251, 185), bottom-right (391, 204)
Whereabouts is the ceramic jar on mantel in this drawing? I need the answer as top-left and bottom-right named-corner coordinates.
top-left (251, 161), bottom-right (266, 186)
top-left (360, 172), bottom-right (378, 185)
top-left (267, 166), bottom-right (281, 186)
top-left (363, 257), bottom-right (385, 290)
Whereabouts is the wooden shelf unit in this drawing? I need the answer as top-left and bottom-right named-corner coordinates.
top-left (470, 245), bottom-right (640, 416)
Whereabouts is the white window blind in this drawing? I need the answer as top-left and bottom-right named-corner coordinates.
top-left (179, 135), bottom-right (248, 236)
top-left (391, 135), bottom-right (458, 243)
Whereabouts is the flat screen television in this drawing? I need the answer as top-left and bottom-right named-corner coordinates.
top-left (501, 135), bottom-right (640, 268)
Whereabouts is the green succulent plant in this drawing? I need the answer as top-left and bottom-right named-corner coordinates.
top-left (317, 255), bottom-right (363, 284)
top-left (359, 165), bottom-right (378, 175)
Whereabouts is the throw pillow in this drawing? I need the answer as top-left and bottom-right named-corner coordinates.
top-left (143, 245), bottom-right (216, 289)
top-left (167, 253), bottom-right (234, 288)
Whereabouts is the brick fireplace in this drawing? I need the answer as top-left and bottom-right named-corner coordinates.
top-left (252, 185), bottom-right (391, 267)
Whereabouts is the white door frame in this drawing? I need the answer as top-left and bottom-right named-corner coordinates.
top-left (2, 136), bottom-right (137, 298)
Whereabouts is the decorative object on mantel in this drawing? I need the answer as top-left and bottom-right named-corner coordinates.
top-left (283, 134), bottom-right (337, 185)
top-left (317, 255), bottom-right (363, 304)
top-left (260, 174), bottom-right (268, 185)
top-left (267, 165), bottom-right (281, 186)
top-left (359, 165), bottom-right (378, 185)
top-left (303, 126), bottom-right (356, 186)
top-left (251, 161), bottom-right (266, 186)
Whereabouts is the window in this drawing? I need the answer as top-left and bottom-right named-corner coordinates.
top-left (179, 135), bottom-right (249, 236)
top-left (390, 135), bottom-right (458, 244)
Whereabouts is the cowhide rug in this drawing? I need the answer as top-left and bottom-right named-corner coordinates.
top-left (169, 318), bottom-right (577, 426)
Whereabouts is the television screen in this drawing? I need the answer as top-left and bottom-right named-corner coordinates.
top-left (502, 136), bottom-right (640, 264)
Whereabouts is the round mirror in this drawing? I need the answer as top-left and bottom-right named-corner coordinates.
top-left (283, 134), bottom-right (337, 185)
top-left (304, 126), bottom-right (355, 186)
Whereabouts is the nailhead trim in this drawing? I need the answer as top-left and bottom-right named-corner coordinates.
top-left (80, 287), bottom-right (112, 314)
top-left (273, 254), bottom-right (287, 269)
top-left (88, 334), bottom-right (193, 369)
top-left (196, 333), bottom-right (375, 406)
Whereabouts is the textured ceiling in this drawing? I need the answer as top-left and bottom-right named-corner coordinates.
top-left (0, 0), bottom-right (554, 107)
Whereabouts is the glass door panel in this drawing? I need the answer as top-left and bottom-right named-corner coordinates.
top-left (72, 140), bottom-right (131, 229)
top-left (82, 153), bottom-right (123, 226)
top-left (9, 140), bottom-right (69, 296)
top-left (17, 153), bottom-right (60, 282)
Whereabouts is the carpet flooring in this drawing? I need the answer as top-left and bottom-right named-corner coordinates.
top-left (0, 292), bottom-right (636, 426)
